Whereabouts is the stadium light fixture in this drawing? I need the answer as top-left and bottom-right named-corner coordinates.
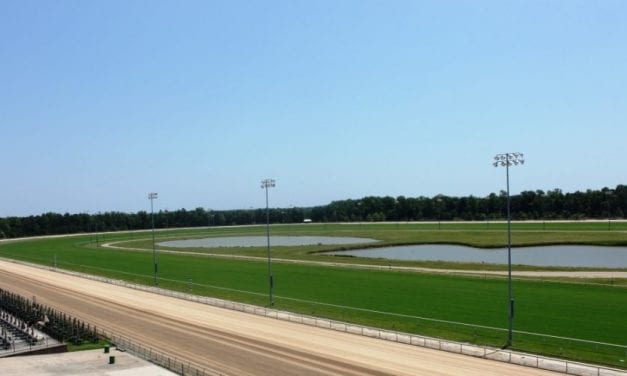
top-left (261, 179), bottom-right (276, 306)
top-left (148, 192), bottom-right (159, 285)
top-left (493, 152), bottom-right (524, 348)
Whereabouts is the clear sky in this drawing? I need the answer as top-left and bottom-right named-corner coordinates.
top-left (1, 1), bottom-right (625, 216)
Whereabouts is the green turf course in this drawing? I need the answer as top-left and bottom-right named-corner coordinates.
top-left (115, 221), bottom-right (627, 272)
top-left (0, 222), bottom-right (626, 368)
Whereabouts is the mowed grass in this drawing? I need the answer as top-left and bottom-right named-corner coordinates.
top-left (115, 221), bottom-right (627, 271)
top-left (0, 223), bottom-right (626, 368)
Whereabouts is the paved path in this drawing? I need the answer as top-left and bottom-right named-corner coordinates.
top-left (0, 347), bottom-right (177, 375)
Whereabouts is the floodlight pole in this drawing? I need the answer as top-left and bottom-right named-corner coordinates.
top-left (493, 152), bottom-right (524, 348)
top-left (149, 192), bottom-right (159, 285)
top-left (261, 179), bottom-right (276, 306)
top-left (605, 190), bottom-right (613, 231)
top-left (436, 197), bottom-right (443, 230)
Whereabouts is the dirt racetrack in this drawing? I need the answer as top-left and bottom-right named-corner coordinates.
top-left (0, 260), bottom-right (560, 375)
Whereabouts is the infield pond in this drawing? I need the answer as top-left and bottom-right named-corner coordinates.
top-left (159, 236), bottom-right (627, 268)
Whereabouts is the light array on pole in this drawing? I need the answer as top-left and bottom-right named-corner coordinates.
top-left (261, 179), bottom-right (276, 189)
top-left (261, 178), bottom-right (276, 306)
top-left (492, 151), bottom-right (524, 348)
top-left (148, 192), bottom-right (158, 286)
top-left (493, 152), bottom-right (524, 167)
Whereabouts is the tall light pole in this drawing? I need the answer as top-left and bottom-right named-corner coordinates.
top-left (261, 179), bottom-right (276, 306)
top-left (436, 197), bottom-right (443, 230)
top-left (493, 152), bottom-right (524, 347)
top-left (605, 189), bottom-right (613, 231)
top-left (148, 192), bottom-right (159, 285)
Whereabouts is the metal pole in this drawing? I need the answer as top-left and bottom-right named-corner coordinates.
top-left (493, 152), bottom-right (523, 348)
top-left (606, 193), bottom-right (612, 231)
top-left (506, 157), bottom-right (513, 348)
top-left (261, 179), bottom-right (275, 306)
top-left (266, 184), bottom-right (273, 305)
top-left (152, 198), bottom-right (156, 285)
top-left (149, 193), bottom-right (158, 285)
top-left (436, 197), bottom-right (443, 230)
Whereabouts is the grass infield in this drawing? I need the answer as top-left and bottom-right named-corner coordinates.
top-left (0, 222), bottom-right (625, 368)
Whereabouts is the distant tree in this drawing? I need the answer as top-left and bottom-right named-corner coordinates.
top-left (1, 185), bottom-right (625, 238)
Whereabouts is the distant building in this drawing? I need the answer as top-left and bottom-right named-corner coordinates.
top-left (303, 219), bottom-right (312, 223)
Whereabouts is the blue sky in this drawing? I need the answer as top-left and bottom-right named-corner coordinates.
top-left (1, 1), bottom-right (625, 216)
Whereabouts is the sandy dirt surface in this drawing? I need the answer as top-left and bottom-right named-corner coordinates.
top-left (0, 260), bottom-right (562, 376)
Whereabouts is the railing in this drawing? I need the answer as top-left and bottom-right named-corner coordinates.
top-left (103, 330), bottom-right (222, 376)
top-left (3, 257), bottom-right (626, 376)
top-left (0, 309), bottom-right (61, 357)
top-left (94, 274), bottom-right (627, 375)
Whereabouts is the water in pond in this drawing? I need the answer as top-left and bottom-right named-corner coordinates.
top-left (159, 236), bottom-right (377, 248)
top-left (328, 245), bottom-right (627, 268)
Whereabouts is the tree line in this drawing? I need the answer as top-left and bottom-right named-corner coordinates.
top-left (0, 185), bottom-right (624, 239)
top-left (313, 185), bottom-right (626, 222)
